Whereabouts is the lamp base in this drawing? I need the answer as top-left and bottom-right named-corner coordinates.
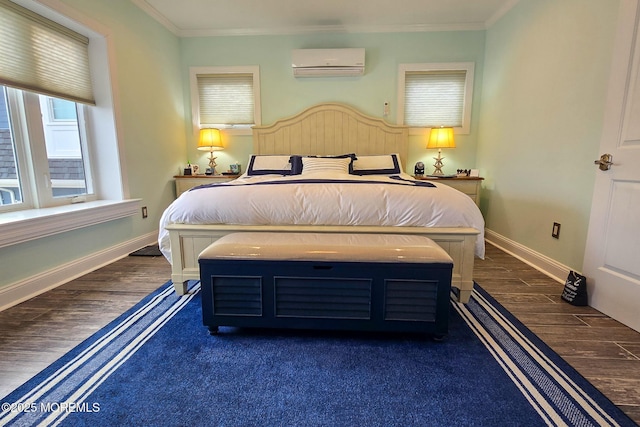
top-left (431, 149), bottom-right (445, 175)
top-left (208, 152), bottom-right (218, 175)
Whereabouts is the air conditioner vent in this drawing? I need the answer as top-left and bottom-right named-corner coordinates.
top-left (292, 48), bottom-right (365, 77)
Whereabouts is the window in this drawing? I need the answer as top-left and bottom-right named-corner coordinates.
top-left (0, 86), bottom-right (93, 210)
top-left (50, 98), bottom-right (78, 121)
top-left (397, 63), bottom-right (474, 134)
top-left (0, 0), bottom-right (96, 212)
top-left (0, 0), bottom-right (135, 247)
top-left (190, 66), bottom-right (261, 134)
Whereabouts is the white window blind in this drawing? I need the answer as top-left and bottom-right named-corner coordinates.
top-left (0, 0), bottom-right (94, 105)
top-left (404, 70), bottom-right (466, 128)
top-left (197, 74), bottom-right (255, 126)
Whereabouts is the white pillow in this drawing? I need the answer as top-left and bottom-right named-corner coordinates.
top-left (246, 155), bottom-right (293, 176)
top-left (301, 157), bottom-right (351, 175)
top-left (351, 154), bottom-right (403, 175)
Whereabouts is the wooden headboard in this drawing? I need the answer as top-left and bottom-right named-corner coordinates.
top-left (252, 103), bottom-right (409, 169)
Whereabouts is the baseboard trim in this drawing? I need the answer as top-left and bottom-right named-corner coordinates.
top-left (484, 229), bottom-right (570, 284)
top-left (0, 232), bottom-right (158, 312)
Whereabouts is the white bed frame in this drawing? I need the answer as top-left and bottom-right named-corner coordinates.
top-left (166, 103), bottom-right (480, 303)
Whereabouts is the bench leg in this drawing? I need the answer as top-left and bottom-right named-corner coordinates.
top-left (458, 289), bottom-right (472, 304)
top-left (173, 280), bottom-right (188, 295)
top-left (432, 334), bottom-right (448, 342)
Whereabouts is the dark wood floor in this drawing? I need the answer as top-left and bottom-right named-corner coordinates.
top-left (0, 243), bottom-right (639, 424)
top-left (475, 244), bottom-right (640, 424)
top-left (0, 255), bottom-right (171, 397)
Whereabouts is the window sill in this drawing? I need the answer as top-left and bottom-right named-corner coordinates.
top-left (408, 126), bottom-right (470, 136)
top-left (0, 199), bottom-right (141, 249)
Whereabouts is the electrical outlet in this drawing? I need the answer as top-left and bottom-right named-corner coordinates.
top-left (141, 206), bottom-right (148, 219)
top-left (552, 222), bottom-right (561, 239)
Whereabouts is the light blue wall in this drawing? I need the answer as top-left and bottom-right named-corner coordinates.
top-left (180, 31), bottom-right (486, 174)
top-left (477, 0), bottom-right (619, 269)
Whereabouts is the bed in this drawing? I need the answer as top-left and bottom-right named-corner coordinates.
top-left (159, 103), bottom-right (484, 303)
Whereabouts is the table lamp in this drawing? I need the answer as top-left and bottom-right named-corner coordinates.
top-left (197, 128), bottom-right (224, 175)
top-left (426, 126), bottom-right (455, 176)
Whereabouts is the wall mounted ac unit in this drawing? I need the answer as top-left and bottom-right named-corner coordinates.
top-left (292, 48), bottom-right (365, 77)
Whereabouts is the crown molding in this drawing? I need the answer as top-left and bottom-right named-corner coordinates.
top-left (485, 0), bottom-right (520, 28)
top-left (130, 0), bottom-right (513, 38)
top-left (178, 22), bottom-right (487, 37)
top-left (130, 0), bottom-right (181, 35)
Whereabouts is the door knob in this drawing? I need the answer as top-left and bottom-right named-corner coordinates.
top-left (594, 154), bottom-right (613, 171)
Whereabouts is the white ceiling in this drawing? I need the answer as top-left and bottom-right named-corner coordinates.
top-left (131, 0), bottom-right (519, 37)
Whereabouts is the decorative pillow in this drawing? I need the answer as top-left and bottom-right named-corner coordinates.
top-left (301, 157), bottom-right (352, 175)
top-left (351, 154), bottom-right (402, 175)
top-left (246, 155), bottom-right (296, 176)
top-left (290, 153), bottom-right (356, 175)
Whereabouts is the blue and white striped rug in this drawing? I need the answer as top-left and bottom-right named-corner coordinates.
top-left (1, 281), bottom-right (635, 426)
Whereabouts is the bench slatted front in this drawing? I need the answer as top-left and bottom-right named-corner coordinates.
top-left (198, 232), bottom-right (453, 337)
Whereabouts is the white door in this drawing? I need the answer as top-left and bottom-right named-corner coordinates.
top-left (583, 0), bottom-right (640, 333)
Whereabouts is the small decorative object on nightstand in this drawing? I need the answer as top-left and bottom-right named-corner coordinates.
top-left (197, 128), bottom-right (224, 175)
top-left (230, 163), bottom-right (241, 174)
top-left (426, 126), bottom-right (456, 176)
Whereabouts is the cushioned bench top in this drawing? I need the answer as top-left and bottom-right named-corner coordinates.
top-left (198, 232), bottom-right (452, 264)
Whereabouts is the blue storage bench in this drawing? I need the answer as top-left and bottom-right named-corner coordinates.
top-left (198, 232), bottom-right (453, 338)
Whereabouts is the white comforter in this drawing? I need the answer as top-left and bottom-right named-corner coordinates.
top-left (158, 172), bottom-right (485, 261)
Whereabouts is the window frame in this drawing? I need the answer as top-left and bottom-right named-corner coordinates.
top-left (189, 66), bottom-right (261, 136)
top-left (1, 87), bottom-right (31, 211)
top-left (397, 62), bottom-right (475, 135)
top-left (0, 88), bottom-right (95, 213)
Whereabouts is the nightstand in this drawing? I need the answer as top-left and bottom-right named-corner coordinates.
top-left (414, 175), bottom-right (483, 206)
top-left (174, 174), bottom-right (239, 197)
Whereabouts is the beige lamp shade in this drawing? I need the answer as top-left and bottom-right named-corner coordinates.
top-left (426, 127), bottom-right (456, 149)
top-left (197, 128), bottom-right (224, 151)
